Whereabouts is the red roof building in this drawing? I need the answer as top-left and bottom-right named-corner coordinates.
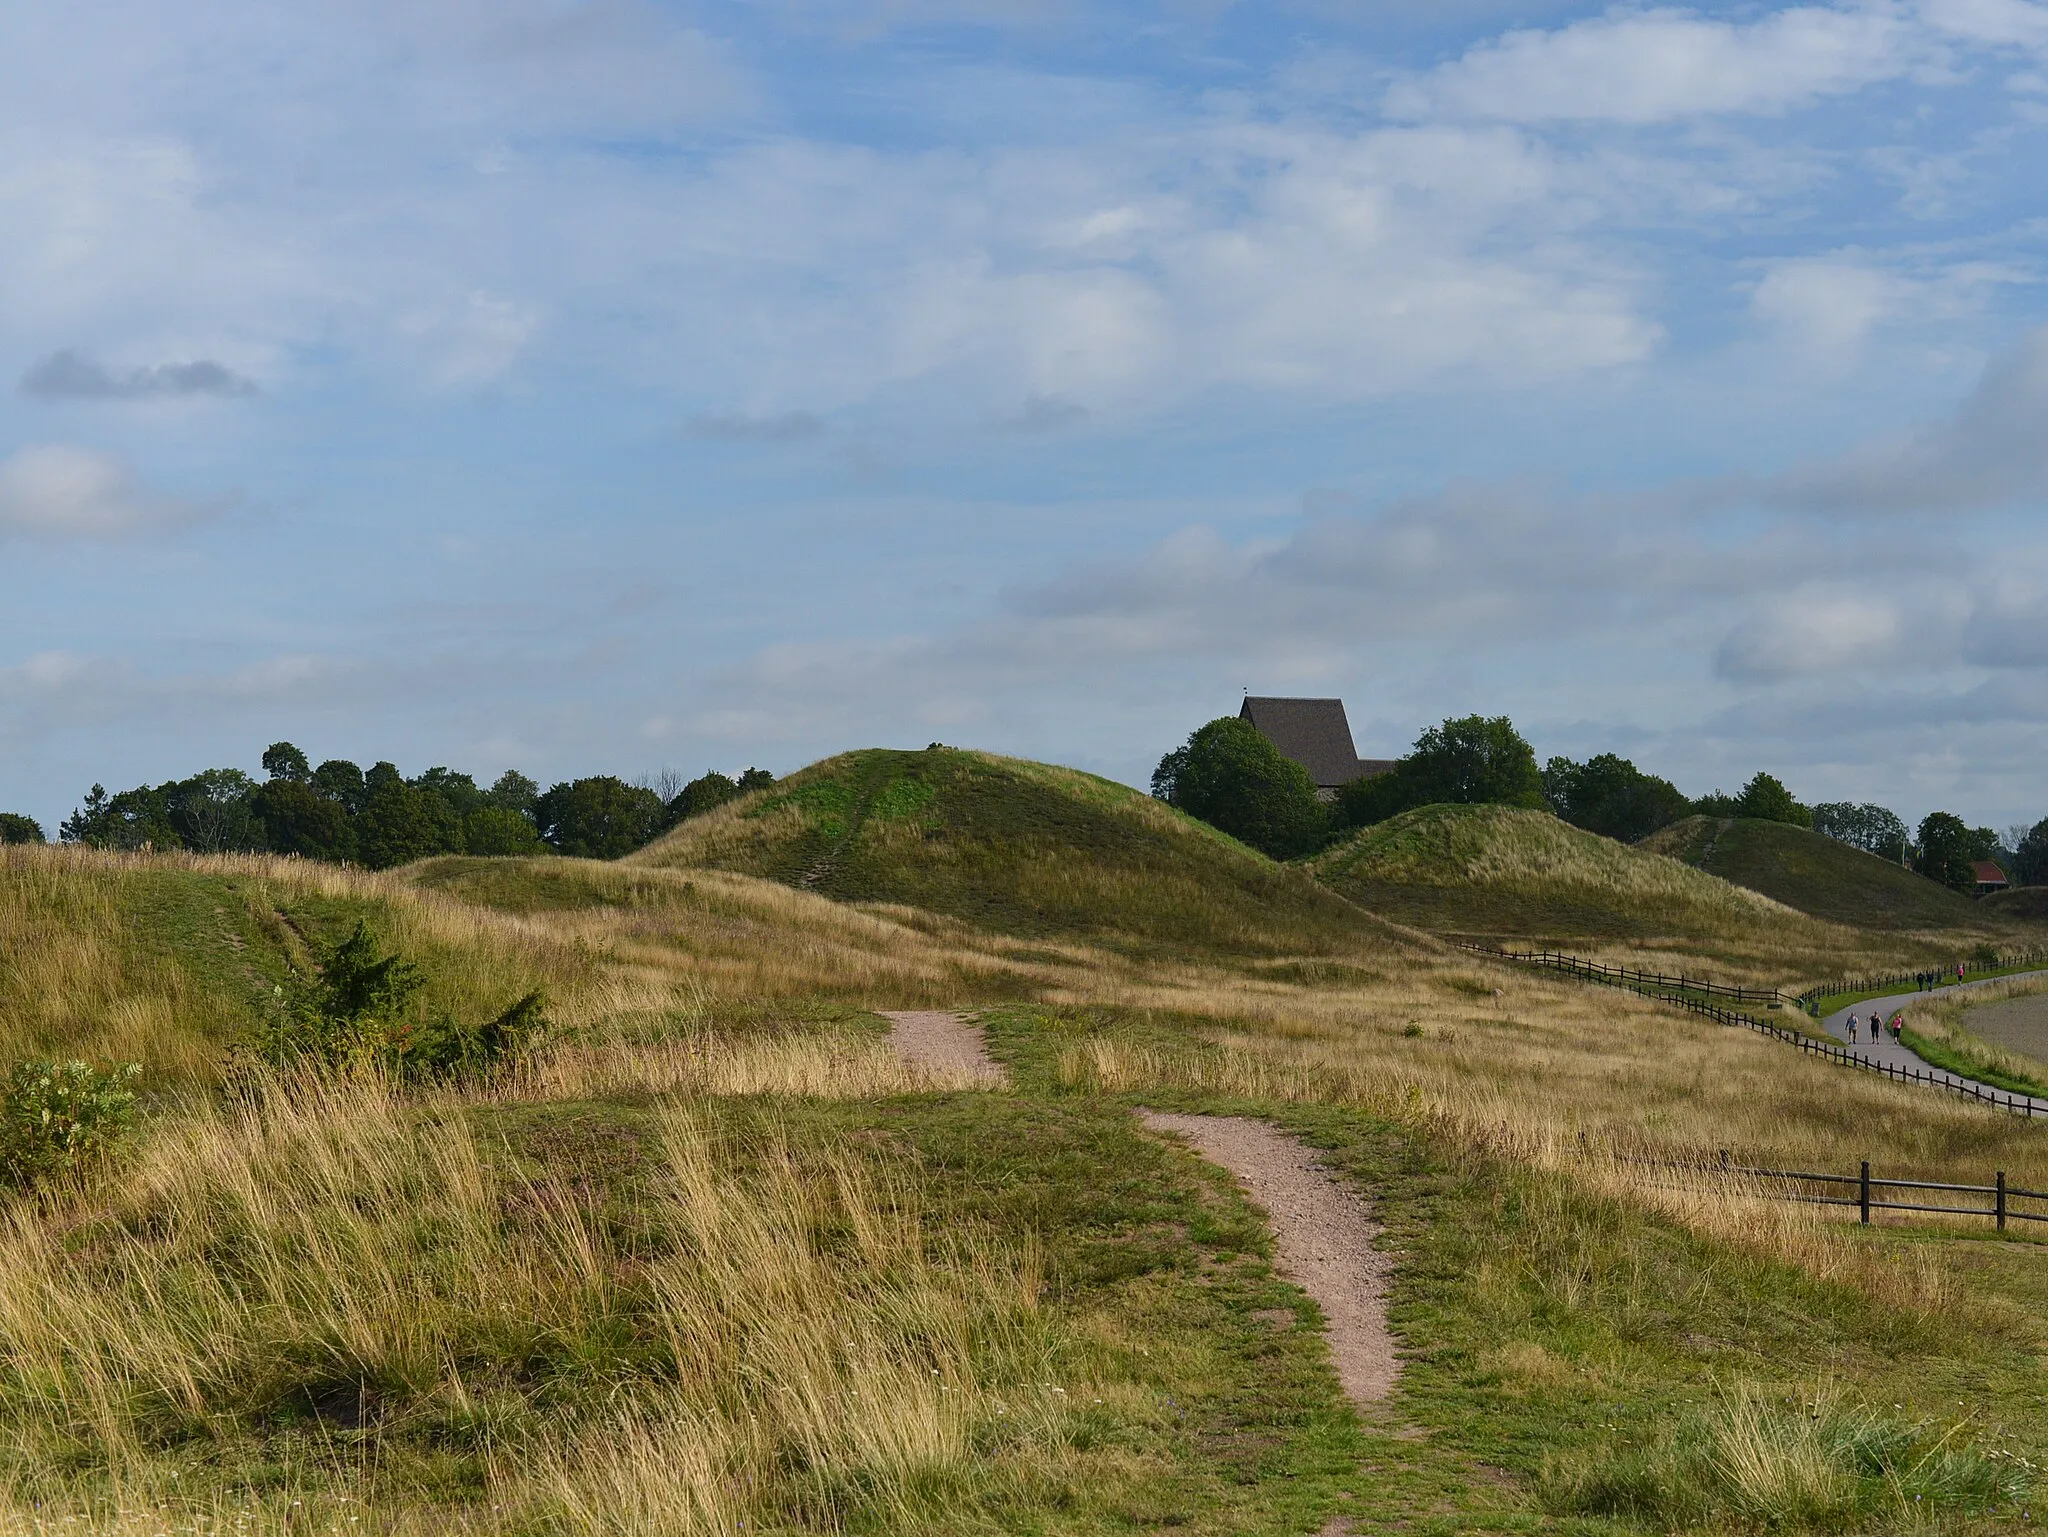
top-left (1973, 860), bottom-right (2010, 894)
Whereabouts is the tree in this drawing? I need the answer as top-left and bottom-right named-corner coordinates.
top-left (1915, 811), bottom-right (1977, 892)
top-left (535, 776), bottom-right (669, 859)
top-left (1542, 753), bottom-right (1690, 842)
top-left (61, 783), bottom-right (180, 851)
top-left (0, 813), bottom-right (43, 845)
top-left (253, 779), bottom-right (357, 861)
top-left (312, 760), bottom-right (368, 815)
top-left (261, 742), bottom-right (312, 783)
top-left (2015, 818), bottom-right (2048, 887)
top-left (485, 771), bottom-right (540, 820)
top-left (168, 769), bottom-right (263, 853)
top-left (1812, 802), bottom-right (1908, 861)
top-left (669, 771), bottom-right (739, 824)
top-left (355, 766), bottom-right (444, 870)
top-left (1336, 715), bottom-right (1543, 830)
top-left (1732, 773), bottom-right (1810, 828)
top-left (738, 767), bottom-right (775, 792)
top-left (1152, 717), bottom-right (1327, 858)
top-left (463, 805), bottom-right (544, 856)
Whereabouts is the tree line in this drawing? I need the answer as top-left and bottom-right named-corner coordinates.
top-left (1152, 713), bottom-right (2041, 892)
top-left (0, 744), bottom-right (773, 867)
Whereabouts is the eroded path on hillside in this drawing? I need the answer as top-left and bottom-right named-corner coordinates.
top-left (1824, 974), bottom-right (2048, 1114)
top-left (1139, 1111), bottom-right (1399, 1406)
top-left (878, 1010), bottom-right (1007, 1087)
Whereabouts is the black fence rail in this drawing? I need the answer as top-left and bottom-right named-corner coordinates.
top-left (1457, 944), bottom-right (1784, 1004)
top-left (1713, 1159), bottom-right (2046, 1231)
top-left (1463, 943), bottom-right (2047, 1119)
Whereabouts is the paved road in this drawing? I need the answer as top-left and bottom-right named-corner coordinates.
top-left (1821, 970), bottom-right (2048, 1114)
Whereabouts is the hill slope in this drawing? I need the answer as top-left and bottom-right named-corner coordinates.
top-left (1305, 802), bottom-right (1839, 946)
top-left (629, 746), bottom-right (1399, 957)
top-left (1639, 815), bottom-right (1994, 932)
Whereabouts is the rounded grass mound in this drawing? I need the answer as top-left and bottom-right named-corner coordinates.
top-left (1307, 803), bottom-right (1824, 943)
top-left (629, 746), bottom-right (1396, 957)
top-left (1639, 815), bottom-right (1995, 933)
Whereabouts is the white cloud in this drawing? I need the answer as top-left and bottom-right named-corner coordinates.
top-left (1385, 5), bottom-right (1922, 124)
top-left (1715, 588), bottom-right (1908, 679)
top-left (0, 445), bottom-right (202, 539)
top-left (1751, 258), bottom-right (1907, 348)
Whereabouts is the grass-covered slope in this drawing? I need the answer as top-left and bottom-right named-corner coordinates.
top-left (630, 746), bottom-right (1399, 957)
top-left (1305, 803), bottom-right (1839, 946)
top-left (1640, 815), bottom-right (1993, 932)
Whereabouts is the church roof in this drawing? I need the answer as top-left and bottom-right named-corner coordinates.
top-left (1239, 696), bottom-right (1383, 789)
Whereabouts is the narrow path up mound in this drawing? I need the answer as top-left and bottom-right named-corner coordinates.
top-left (631, 747), bottom-right (1401, 958)
top-left (1641, 815), bottom-right (2008, 933)
top-left (1140, 1112), bottom-right (1398, 1406)
top-left (1308, 803), bottom-right (1833, 948)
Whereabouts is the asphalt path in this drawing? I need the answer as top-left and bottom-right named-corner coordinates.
top-left (1821, 971), bottom-right (2048, 1114)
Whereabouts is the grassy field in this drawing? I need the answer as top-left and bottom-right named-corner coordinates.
top-left (11, 761), bottom-right (2048, 1531)
top-left (1641, 816), bottom-right (2004, 936)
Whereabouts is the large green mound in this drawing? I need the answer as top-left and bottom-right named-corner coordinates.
top-left (1639, 816), bottom-right (1993, 932)
top-left (1306, 802), bottom-right (1831, 943)
top-left (630, 747), bottom-right (1398, 957)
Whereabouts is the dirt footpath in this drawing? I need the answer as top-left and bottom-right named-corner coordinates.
top-left (878, 1010), bottom-right (1006, 1086)
top-left (1140, 1111), bottom-right (1399, 1406)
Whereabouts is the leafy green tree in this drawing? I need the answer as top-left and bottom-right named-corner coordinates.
top-left (168, 769), bottom-right (263, 853)
top-left (1916, 811), bottom-right (1977, 892)
top-left (669, 771), bottom-right (739, 824)
top-left (2014, 818), bottom-right (2048, 887)
top-left (261, 742), bottom-right (312, 784)
top-left (1812, 802), bottom-right (1908, 861)
top-left (355, 765), bottom-right (444, 870)
top-left (61, 783), bottom-right (180, 850)
top-left (252, 780), bottom-right (357, 861)
top-left (485, 770), bottom-right (540, 820)
top-left (311, 760), bottom-right (368, 814)
top-left (1337, 715), bottom-right (1543, 829)
top-left (463, 805), bottom-right (544, 856)
top-left (1152, 717), bottom-right (1327, 858)
top-left (738, 767), bottom-right (775, 792)
top-left (1541, 753), bottom-right (1690, 842)
top-left (1732, 772), bottom-right (1811, 828)
top-left (0, 814), bottom-right (43, 845)
top-left (535, 776), bottom-right (669, 858)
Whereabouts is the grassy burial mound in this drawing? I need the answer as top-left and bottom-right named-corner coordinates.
top-left (631, 746), bottom-right (1398, 958)
top-left (1305, 802), bottom-right (1836, 948)
top-left (1641, 815), bottom-right (1995, 933)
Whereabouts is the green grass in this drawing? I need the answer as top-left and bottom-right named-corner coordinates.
top-left (631, 747), bottom-right (1403, 960)
top-left (988, 1002), bottom-right (2048, 1533)
top-left (1897, 1027), bottom-right (2048, 1098)
top-left (1642, 816), bottom-right (1999, 934)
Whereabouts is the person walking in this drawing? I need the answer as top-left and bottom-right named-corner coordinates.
top-left (1849, 1016), bottom-right (1859, 1044)
top-left (1890, 1011), bottom-right (1903, 1043)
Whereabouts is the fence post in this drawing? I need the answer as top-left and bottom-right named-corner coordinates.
top-left (1860, 1161), bottom-right (1871, 1225)
top-left (1998, 1171), bottom-right (2007, 1232)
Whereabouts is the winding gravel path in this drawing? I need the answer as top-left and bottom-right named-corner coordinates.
top-left (1140, 1111), bottom-right (1399, 1406)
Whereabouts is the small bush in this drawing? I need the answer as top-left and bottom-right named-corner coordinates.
top-left (0, 1060), bottom-right (141, 1187)
top-left (249, 922), bottom-right (548, 1085)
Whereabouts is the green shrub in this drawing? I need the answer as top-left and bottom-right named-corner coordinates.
top-left (249, 922), bottom-right (547, 1084)
top-left (1151, 717), bottom-right (1326, 858)
top-left (0, 1060), bottom-right (142, 1187)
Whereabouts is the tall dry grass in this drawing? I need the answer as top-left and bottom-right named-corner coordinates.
top-left (0, 1078), bottom-right (1067, 1530)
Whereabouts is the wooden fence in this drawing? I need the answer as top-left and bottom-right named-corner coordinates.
top-left (1456, 944), bottom-right (1784, 1004)
top-left (1461, 943), bottom-right (2047, 1119)
top-left (1724, 1160), bottom-right (2046, 1231)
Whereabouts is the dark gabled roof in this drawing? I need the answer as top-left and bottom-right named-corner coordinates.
top-left (1973, 861), bottom-right (2010, 885)
top-left (1239, 696), bottom-right (1380, 789)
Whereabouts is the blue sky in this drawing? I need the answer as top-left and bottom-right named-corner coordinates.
top-left (4, 0), bottom-right (2048, 835)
